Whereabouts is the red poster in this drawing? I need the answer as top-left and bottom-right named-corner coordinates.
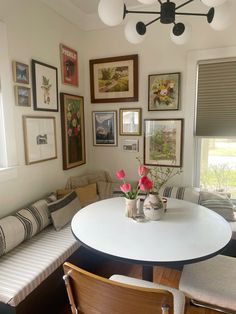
top-left (60, 44), bottom-right (78, 86)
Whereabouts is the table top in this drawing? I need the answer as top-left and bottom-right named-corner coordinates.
top-left (71, 197), bottom-right (232, 266)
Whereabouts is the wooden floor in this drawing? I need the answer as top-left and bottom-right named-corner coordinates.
top-left (60, 260), bottom-right (221, 314)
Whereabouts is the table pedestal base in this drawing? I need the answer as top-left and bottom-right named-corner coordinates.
top-left (142, 265), bottom-right (153, 282)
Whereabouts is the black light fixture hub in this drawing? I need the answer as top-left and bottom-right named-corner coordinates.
top-left (161, 1), bottom-right (176, 24)
top-left (136, 21), bottom-right (147, 35)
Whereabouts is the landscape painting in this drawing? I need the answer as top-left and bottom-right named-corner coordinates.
top-left (89, 55), bottom-right (138, 103)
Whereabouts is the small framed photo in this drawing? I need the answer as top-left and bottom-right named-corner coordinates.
top-left (60, 93), bottom-right (86, 170)
top-left (23, 116), bottom-right (57, 165)
top-left (60, 44), bottom-right (78, 87)
top-left (89, 54), bottom-right (138, 103)
top-left (148, 72), bottom-right (180, 111)
top-left (92, 111), bottom-right (117, 146)
top-left (15, 86), bottom-right (31, 107)
top-left (119, 108), bottom-right (142, 136)
top-left (144, 119), bottom-right (183, 167)
top-left (12, 61), bottom-right (29, 84)
top-left (122, 139), bottom-right (139, 153)
top-left (31, 59), bottom-right (58, 112)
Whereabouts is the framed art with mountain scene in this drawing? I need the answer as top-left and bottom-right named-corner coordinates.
top-left (148, 72), bottom-right (180, 111)
top-left (92, 111), bottom-right (117, 146)
top-left (60, 93), bottom-right (86, 170)
top-left (89, 54), bottom-right (138, 103)
top-left (32, 59), bottom-right (58, 111)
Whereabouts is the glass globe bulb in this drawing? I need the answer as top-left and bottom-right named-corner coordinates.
top-left (124, 20), bottom-right (146, 44)
top-left (201, 0), bottom-right (227, 7)
top-left (137, 0), bottom-right (157, 4)
top-left (98, 0), bottom-right (124, 26)
top-left (170, 23), bottom-right (192, 45)
top-left (210, 1), bottom-right (233, 31)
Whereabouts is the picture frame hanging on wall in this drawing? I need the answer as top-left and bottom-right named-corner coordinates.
top-left (144, 119), bottom-right (183, 167)
top-left (148, 72), bottom-right (180, 111)
top-left (89, 54), bottom-right (138, 103)
top-left (60, 92), bottom-right (86, 170)
top-left (31, 59), bottom-right (58, 112)
top-left (60, 43), bottom-right (78, 87)
top-left (92, 110), bottom-right (117, 146)
top-left (23, 116), bottom-right (57, 165)
top-left (15, 86), bottom-right (31, 107)
top-left (12, 61), bottom-right (29, 84)
top-left (119, 108), bottom-right (142, 136)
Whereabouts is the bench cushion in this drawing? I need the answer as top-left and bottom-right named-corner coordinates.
top-left (0, 224), bottom-right (79, 307)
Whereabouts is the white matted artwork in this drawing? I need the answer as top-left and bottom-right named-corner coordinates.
top-left (23, 116), bottom-right (57, 165)
top-left (122, 139), bottom-right (139, 153)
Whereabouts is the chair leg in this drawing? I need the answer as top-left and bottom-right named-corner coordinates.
top-left (190, 299), bottom-right (236, 314)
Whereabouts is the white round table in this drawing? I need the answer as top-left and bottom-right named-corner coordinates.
top-left (71, 197), bottom-right (232, 281)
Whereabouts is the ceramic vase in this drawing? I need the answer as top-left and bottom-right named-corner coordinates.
top-left (124, 198), bottom-right (137, 218)
top-left (143, 193), bottom-right (164, 221)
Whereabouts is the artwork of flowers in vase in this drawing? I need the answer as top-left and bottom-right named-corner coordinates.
top-left (60, 93), bottom-right (85, 170)
top-left (148, 72), bottom-right (180, 111)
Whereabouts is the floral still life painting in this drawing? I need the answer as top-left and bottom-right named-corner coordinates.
top-left (148, 72), bottom-right (180, 111)
top-left (60, 93), bottom-right (85, 170)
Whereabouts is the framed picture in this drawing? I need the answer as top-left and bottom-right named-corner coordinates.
top-left (92, 111), bottom-right (117, 146)
top-left (23, 116), bottom-right (57, 165)
top-left (89, 54), bottom-right (138, 103)
top-left (12, 61), bottom-right (29, 84)
top-left (31, 59), bottom-right (58, 112)
top-left (148, 72), bottom-right (180, 111)
top-left (144, 119), bottom-right (183, 167)
top-left (15, 86), bottom-right (31, 107)
top-left (60, 93), bottom-right (86, 170)
top-left (119, 108), bottom-right (142, 136)
top-left (122, 139), bottom-right (139, 153)
top-left (60, 43), bottom-right (78, 87)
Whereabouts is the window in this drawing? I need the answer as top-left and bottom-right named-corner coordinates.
top-left (195, 58), bottom-right (236, 198)
top-left (0, 21), bottom-right (17, 176)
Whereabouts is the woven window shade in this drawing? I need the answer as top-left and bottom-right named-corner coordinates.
top-left (196, 60), bottom-right (236, 136)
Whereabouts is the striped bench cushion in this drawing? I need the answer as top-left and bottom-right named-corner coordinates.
top-left (0, 224), bottom-right (79, 306)
top-left (159, 186), bottom-right (200, 204)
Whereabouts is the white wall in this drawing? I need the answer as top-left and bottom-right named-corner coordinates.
top-left (0, 0), bottom-right (88, 217)
top-left (84, 0), bottom-right (236, 183)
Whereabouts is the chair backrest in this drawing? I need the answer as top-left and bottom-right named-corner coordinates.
top-left (63, 262), bottom-right (174, 314)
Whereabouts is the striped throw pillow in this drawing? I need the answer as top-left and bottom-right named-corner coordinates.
top-left (159, 186), bottom-right (200, 204)
top-left (48, 191), bottom-right (81, 231)
top-left (200, 199), bottom-right (236, 221)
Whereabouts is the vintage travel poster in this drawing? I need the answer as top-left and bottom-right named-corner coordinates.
top-left (60, 44), bottom-right (78, 87)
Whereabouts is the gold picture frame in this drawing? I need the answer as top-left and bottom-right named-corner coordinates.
top-left (12, 61), bottom-right (29, 84)
top-left (15, 86), bottom-right (31, 107)
top-left (119, 108), bottom-right (142, 136)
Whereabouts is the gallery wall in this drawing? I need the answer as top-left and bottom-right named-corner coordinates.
top-left (0, 0), bottom-right (87, 217)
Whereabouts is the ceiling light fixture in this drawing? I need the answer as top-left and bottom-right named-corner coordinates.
top-left (98, 0), bottom-right (231, 45)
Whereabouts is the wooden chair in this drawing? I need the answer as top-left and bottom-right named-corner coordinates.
top-left (63, 262), bottom-right (185, 314)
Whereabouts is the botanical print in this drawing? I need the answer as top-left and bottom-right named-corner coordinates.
top-left (41, 76), bottom-right (52, 104)
top-left (144, 119), bottom-right (183, 167)
top-left (60, 93), bottom-right (85, 170)
top-left (93, 111), bottom-right (117, 146)
top-left (149, 73), bottom-right (180, 111)
top-left (60, 44), bottom-right (78, 86)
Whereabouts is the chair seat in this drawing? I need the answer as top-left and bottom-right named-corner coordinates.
top-left (110, 274), bottom-right (185, 314)
top-left (179, 255), bottom-right (236, 311)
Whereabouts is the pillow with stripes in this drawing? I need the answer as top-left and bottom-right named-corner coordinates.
top-left (48, 191), bottom-right (81, 231)
top-left (200, 199), bottom-right (236, 221)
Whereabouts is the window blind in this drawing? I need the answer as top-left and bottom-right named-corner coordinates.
top-left (196, 59), bottom-right (236, 137)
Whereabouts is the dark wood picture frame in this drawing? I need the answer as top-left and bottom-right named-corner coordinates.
top-left (144, 118), bottom-right (183, 167)
top-left (32, 59), bottom-right (58, 112)
top-left (89, 54), bottom-right (138, 103)
top-left (60, 92), bottom-right (86, 170)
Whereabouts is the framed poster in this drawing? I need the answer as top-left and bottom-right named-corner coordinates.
top-left (60, 93), bottom-right (86, 170)
top-left (89, 54), bottom-right (138, 103)
top-left (144, 119), bottom-right (183, 167)
top-left (148, 72), bottom-right (180, 111)
top-left (23, 116), bottom-right (57, 165)
top-left (12, 61), bottom-right (29, 84)
top-left (60, 44), bottom-right (78, 87)
top-left (31, 59), bottom-right (58, 111)
top-left (119, 108), bottom-right (142, 136)
top-left (92, 111), bottom-right (117, 146)
top-left (15, 86), bottom-right (31, 107)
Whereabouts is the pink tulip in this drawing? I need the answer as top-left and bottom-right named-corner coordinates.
top-left (138, 165), bottom-right (149, 176)
top-left (116, 169), bottom-right (125, 180)
top-left (120, 183), bottom-right (131, 193)
top-left (139, 177), bottom-right (153, 191)
top-left (139, 175), bottom-right (149, 185)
